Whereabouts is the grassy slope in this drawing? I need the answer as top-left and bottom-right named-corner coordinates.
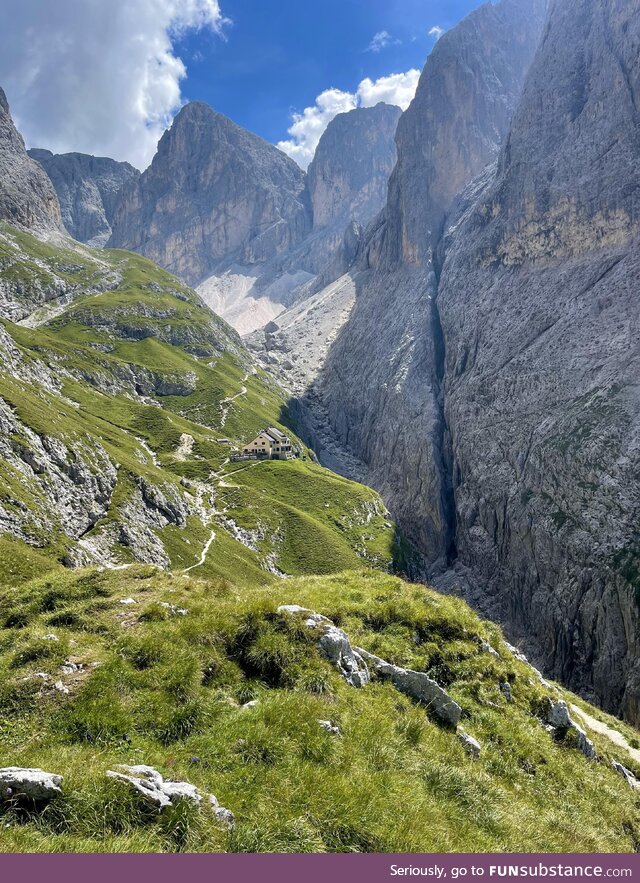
top-left (0, 224), bottom-right (404, 581)
top-left (1, 566), bottom-right (639, 854)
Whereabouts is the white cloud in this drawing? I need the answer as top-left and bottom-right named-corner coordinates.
top-left (429, 25), bottom-right (445, 40)
top-left (0, 0), bottom-right (228, 170)
top-left (366, 30), bottom-right (398, 53)
top-left (357, 70), bottom-right (420, 110)
top-left (276, 88), bottom-right (357, 169)
top-left (278, 69), bottom-right (420, 169)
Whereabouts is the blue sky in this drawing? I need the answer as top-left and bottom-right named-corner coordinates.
top-left (1, 0), bottom-right (483, 170)
top-left (176, 0), bottom-right (481, 146)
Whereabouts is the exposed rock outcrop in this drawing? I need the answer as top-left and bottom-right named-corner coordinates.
top-left (315, 0), bottom-right (547, 567)
top-left (106, 765), bottom-right (234, 827)
top-left (0, 88), bottom-right (63, 232)
top-left (0, 392), bottom-right (118, 545)
top-left (28, 149), bottom-right (139, 246)
top-left (0, 767), bottom-right (63, 801)
top-left (108, 102), bottom-right (311, 287)
top-left (277, 605), bottom-right (370, 687)
top-left (277, 605), bottom-right (462, 725)
top-left (612, 761), bottom-right (640, 790)
top-left (543, 700), bottom-right (596, 759)
top-left (356, 647), bottom-right (462, 727)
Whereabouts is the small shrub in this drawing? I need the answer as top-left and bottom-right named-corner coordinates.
top-left (121, 636), bottom-right (165, 670)
top-left (296, 669), bottom-right (334, 696)
top-left (235, 680), bottom-right (259, 705)
top-left (397, 709), bottom-right (427, 746)
top-left (138, 603), bottom-right (170, 623)
top-left (47, 610), bottom-right (83, 628)
top-left (243, 631), bottom-right (296, 686)
top-left (236, 731), bottom-right (282, 765)
top-left (152, 701), bottom-right (202, 745)
top-left (10, 636), bottom-right (66, 669)
top-left (0, 677), bottom-right (40, 717)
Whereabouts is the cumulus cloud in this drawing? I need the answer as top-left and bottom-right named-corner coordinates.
top-left (275, 88), bottom-right (357, 169)
top-left (278, 69), bottom-right (420, 169)
top-left (357, 70), bottom-right (420, 110)
top-left (366, 30), bottom-right (398, 53)
top-left (429, 25), bottom-right (445, 40)
top-left (0, 0), bottom-right (228, 170)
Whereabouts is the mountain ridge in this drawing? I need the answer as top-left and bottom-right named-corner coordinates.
top-left (27, 148), bottom-right (139, 246)
top-left (0, 87), bottom-right (63, 234)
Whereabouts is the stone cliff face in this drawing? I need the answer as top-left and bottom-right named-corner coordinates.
top-left (0, 88), bottom-right (62, 232)
top-left (286, 103), bottom-right (402, 288)
top-left (314, 0), bottom-right (640, 723)
top-left (382, 0), bottom-right (548, 267)
top-left (307, 103), bottom-right (401, 231)
top-left (109, 101), bottom-right (400, 334)
top-left (316, 0), bottom-right (547, 568)
top-left (108, 102), bottom-right (311, 286)
top-left (436, 0), bottom-right (640, 722)
top-left (28, 149), bottom-right (139, 246)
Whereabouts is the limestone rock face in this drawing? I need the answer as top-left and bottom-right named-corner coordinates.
top-left (307, 103), bottom-right (400, 232)
top-left (436, 0), bottom-right (640, 723)
top-left (316, 0), bottom-right (547, 567)
top-left (109, 102), bottom-right (399, 335)
top-left (383, 0), bottom-right (548, 269)
top-left (108, 102), bottom-right (311, 286)
top-left (28, 149), bottom-right (139, 246)
top-left (0, 88), bottom-right (63, 232)
top-left (313, 0), bottom-right (640, 724)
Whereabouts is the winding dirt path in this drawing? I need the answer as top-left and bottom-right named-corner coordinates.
top-left (182, 528), bottom-right (216, 574)
top-left (571, 704), bottom-right (640, 765)
top-left (219, 367), bottom-right (256, 427)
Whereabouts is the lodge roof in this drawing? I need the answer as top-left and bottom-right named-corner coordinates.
top-left (265, 427), bottom-right (287, 442)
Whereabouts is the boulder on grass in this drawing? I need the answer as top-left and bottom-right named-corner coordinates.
top-left (612, 761), bottom-right (640, 790)
top-left (106, 764), bottom-right (233, 827)
top-left (356, 648), bottom-right (462, 727)
top-left (0, 767), bottom-right (63, 801)
top-left (458, 729), bottom-right (481, 757)
top-left (543, 700), bottom-right (596, 759)
top-left (277, 605), bottom-right (370, 688)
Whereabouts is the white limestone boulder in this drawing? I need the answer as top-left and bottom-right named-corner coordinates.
top-left (277, 605), bottom-right (370, 687)
top-left (356, 647), bottom-right (462, 727)
top-left (0, 767), bottom-right (63, 801)
top-left (458, 729), bottom-right (481, 757)
top-left (106, 764), bottom-right (233, 826)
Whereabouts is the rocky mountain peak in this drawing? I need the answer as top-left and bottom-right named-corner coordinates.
top-left (381, 0), bottom-right (547, 267)
top-left (307, 102), bottom-right (401, 230)
top-left (108, 100), bottom-right (311, 285)
top-left (0, 86), bottom-right (63, 232)
top-left (28, 148), bottom-right (140, 247)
